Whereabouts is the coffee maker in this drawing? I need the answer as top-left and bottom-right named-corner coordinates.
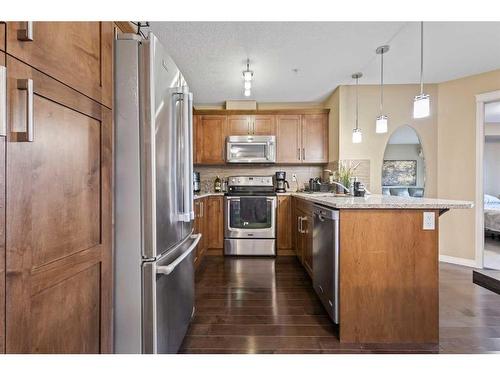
top-left (275, 171), bottom-right (290, 193)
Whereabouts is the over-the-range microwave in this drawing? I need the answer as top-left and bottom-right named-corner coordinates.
top-left (226, 135), bottom-right (276, 163)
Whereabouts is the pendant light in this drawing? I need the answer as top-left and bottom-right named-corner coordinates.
top-left (242, 59), bottom-right (253, 97)
top-left (413, 22), bottom-right (430, 118)
top-left (352, 72), bottom-right (363, 144)
top-left (375, 45), bottom-right (390, 133)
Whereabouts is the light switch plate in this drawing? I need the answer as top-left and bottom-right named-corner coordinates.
top-left (423, 212), bottom-right (435, 230)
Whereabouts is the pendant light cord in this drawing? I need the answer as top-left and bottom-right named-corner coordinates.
top-left (355, 76), bottom-right (359, 130)
top-left (380, 51), bottom-right (384, 114)
top-left (420, 21), bottom-right (424, 95)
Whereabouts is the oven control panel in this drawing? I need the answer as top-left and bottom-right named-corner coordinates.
top-left (227, 175), bottom-right (274, 187)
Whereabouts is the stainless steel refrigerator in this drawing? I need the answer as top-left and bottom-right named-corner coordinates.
top-left (114, 32), bottom-right (199, 354)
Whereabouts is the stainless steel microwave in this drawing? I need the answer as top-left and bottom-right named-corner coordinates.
top-left (226, 135), bottom-right (276, 163)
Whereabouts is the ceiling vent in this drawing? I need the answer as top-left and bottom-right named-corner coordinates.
top-left (225, 100), bottom-right (257, 110)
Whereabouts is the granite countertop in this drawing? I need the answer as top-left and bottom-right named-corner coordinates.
top-left (291, 193), bottom-right (474, 210)
top-left (194, 192), bottom-right (224, 199)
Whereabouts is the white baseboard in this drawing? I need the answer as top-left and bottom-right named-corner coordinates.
top-left (439, 255), bottom-right (478, 268)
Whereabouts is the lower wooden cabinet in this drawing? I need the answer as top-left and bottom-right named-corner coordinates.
top-left (193, 197), bottom-right (208, 269)
top-left (293, 197), bottom-right (313, 277)
top-left (277, 195), bottom-right (293, 255)
top-left (0, 51), bottom-right (5, 354)
top-left (207, 196), bottom-right (224, 252)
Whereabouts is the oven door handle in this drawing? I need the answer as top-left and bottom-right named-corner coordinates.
top-left (156, 234), bottom-right (201, 275)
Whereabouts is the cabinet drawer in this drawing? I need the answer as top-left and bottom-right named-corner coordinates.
top-left (6, 22), bottom-right (113, 108)
top-left (294, 197), bottom-right (313, 214)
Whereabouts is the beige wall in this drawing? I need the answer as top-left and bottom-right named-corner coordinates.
top-left (330, 84), bottom-right (438, 197)
top-left (437, 69), bottom-right (500, 260)
top-left (323, 87), bottom-right (340, 163)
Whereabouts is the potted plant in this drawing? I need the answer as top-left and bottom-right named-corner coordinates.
top-left (334, 161), bottom-right (360, 194)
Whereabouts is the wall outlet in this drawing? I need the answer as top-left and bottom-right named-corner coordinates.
top-left (291, 174), bottom-right (297, 182)
top-left (423, 212), bottom-right (435, 230)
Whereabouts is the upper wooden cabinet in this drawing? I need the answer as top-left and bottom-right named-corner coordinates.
top-left (194, 110), bottom-right (328, 165)
top-left (301, 114), bottom-right (328, 163)
top-left (6, 22), bottom-right (113, 108)
top-left (276, 115), bottom-right (301, 163)
top-left (228, 115), bottom-right (251, 135)
top-left (276, 113), bottom-right (328, 164)
top-left (194, 115), bottom-right (227, 164)
top-left (0, 23), bottom-right (5, 51)
top-left (4, 55), bottom-right (112, 353)
top-left (227, 114), bottom-right (276, 136)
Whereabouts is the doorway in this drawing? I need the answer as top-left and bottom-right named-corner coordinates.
top-left (482, 100), bottom-right (500, 269)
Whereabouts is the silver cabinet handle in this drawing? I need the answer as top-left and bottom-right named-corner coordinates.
top-left (297, 148), bottom-right (301, 160)
top-left (0, 66), bottom-right (6, 137)
top-left (17, 21), bottom-right (34, 41)
top-left (156, 234), bottom-right (201, 275)
top-left (252, 121), bottom-right (255, 134)
top-left (247, 119), bottom-right (251, 134)
top-left (17, 78), bottom-right (34, 142)
top-left (302, 148), bottom-right (305, 160)
top-left (200, 201), bottom-right (204, 218)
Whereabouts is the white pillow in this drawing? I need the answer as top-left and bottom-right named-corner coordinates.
top-left (484, 194), bottom-right (500, 204)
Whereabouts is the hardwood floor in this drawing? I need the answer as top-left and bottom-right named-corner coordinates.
top-left (179, 256), bottom-right (500, 354)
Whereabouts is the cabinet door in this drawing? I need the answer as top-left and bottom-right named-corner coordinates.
top-left (0, 23), bottom-right (5, 51)
top-left (253, 115), bottom-right (276, 135)
top-left (277, 115), bottom-right (301, 163)
top-left (0, 52), bottom-right (5, 354)
top-left (277, 195), bottom-right (292, 252)
top-left (193, 115), bottom-right (201, 164)
top-left (6, 22), bottom-right (113, 108)
top-left (193, 200), bottom-right (202, 267)
top-left (5, 56), bottom-right (112, 353)
top-left (207, 196), bottom-right (223, 250)
top-left (301, 114), bottom-right (328, 163)
top-left (197, 115), bottom-right (227, 164)
top-left (227, 115), bottom-right (251, 135)
top-left (303, 213), bottom-right (313, 277)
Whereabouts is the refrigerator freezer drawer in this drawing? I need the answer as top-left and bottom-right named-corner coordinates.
top-left (142, 233), bottom-right (200, 353)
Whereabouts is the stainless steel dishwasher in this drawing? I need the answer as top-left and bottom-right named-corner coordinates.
top-left (312, 204), bottom-right (340, 324)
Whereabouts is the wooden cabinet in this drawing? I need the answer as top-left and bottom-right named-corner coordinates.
top-left (6, 22), bottom-right (113, 108)
top-left (227, 114), bottom-right (275, 136)
top-left (195, 115), bottom-right (227, 164)
top-left (301, 114), bottom-right (328, 163)
top-left (277, 115), bottom-right (301, 163)
top-left (253, 115), bottom-right (275, 135)
top-left (277, 195), bottom-right (293, 254)
top-left (228, 115), bottom-right (252, 135)
top-left (0, 23), bottom-right (5, 51)
top-left (3, 28), bottom-right (113, 353)
top-left (0, 51), bottom-right (5, 354)
top-left (292, 198), bottom-right (313, 277)
top-left (206, 196), bottom-right (224, 251)
top-left (276, 113), bottom-right (328, 164)
top-left (194, 110), bottom-right (328, 165)
top-left (193, 197), bottom-right (208, 269)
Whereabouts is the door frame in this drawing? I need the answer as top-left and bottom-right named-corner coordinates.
top-left (475, 90), bottom-right (500, 268)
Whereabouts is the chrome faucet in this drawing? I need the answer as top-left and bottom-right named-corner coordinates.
top-left (330, 181), bottom-right (350, 194)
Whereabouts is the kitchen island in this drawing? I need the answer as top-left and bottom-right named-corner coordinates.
top-left (291, 193), bottom-right (472, 345)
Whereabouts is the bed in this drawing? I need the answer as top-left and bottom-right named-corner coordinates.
top-left (484, 194), bottom-right (500, 234)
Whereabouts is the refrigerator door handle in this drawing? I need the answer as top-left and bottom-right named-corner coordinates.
top-left (156, 234), bottom-right (201, 275)
top-left (187, 91), bottom-right (195, 221)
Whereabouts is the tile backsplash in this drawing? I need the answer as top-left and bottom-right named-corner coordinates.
top-left (195, 165), bottom-right (325, 193)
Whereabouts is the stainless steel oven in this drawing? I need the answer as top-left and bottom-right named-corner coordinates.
top-left (224, 176), bottom-right (277, 256)
top-left (226, 135), bottom-right (276, 163)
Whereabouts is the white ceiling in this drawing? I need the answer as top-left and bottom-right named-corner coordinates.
top-left (149, 22), bottom-right (500, 106)
top-left (485, 101), bottom-right (500, 123)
